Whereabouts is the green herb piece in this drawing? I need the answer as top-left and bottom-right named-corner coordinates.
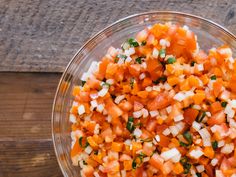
top-left (135, 57), bottom-right (142, 64)
top-left (128, 38), bottom-right (139, 47)
top-left (196, 173), bottom-right (202, 177)
top-left (159, 49), bottom-right (166, 58)
top-left (126, 117), bottom-right (135, 133)
top-left (83, 160), bottom-right (87, 165)
top-left (190, 61), bottom-right (196, 66)
top-left (81, 81), bottom-right (86, 86)
top-left (167, 57), bottom-right (176, 64)
top-left (210, 75), bottom-right (217, 80)
top-left (212, 141), bottom-right (218, 150)
top-left (183, 131), bottom-right (193, 144)
top-left (79, 137), bottom-right (89, 149)
top-left (132, 153), bottom-right (145, 169)
top-left (102, 82), bottom-right (110, 88)
top-left (141, 138), bottom-right (152, 142)
top-left (179, 141), bottom-right (189, 147)
top-left (130, 78), bottom-right (135, 89)
top-left (117, 54), bottom-right (127, 59)
top-left (180, 157), bottom-right (191, 174)
top-left (141, 41), bottom-right (147, 46)
top-left (221, 101), bottom-right (227, 108)
top-left (197, 111), bottom-right (206, 122)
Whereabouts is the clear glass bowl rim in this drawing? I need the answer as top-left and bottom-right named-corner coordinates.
top-left (51, 11), bottom-right (236, 176)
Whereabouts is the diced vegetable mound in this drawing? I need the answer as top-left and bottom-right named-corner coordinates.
top-left (70, 23), bottom-right (236, 177)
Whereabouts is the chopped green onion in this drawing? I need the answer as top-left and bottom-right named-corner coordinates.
top-left (141, 41), bottom-right (147, 46)
top-left (197, 111), bottom-right (206, 122)
top-left (190, 61), bottom-right (196, 66)
top-left (79, 137), bottom-right (89, 149)
top-left (130, 78), bottom-right (135, 89)
top-left (166, 57), bottom-right (176, 64)
top-left (81, 81), bottom-right (86, 86)
top-left (128, 38), bottom-right (139, 47)
top-left (159, 49), bottom-right (166, 58)
top-left (126, 117), bottom-right (135, 133)
top-left (212, 141), bottom-right (218, 150)
top-left (210, 75), bottom-right (217, 80)
top-left (221, 101), bottom-right (227, 108)
top-left (135, 57), bottom-right (142, 64)
top-left (183, 131), bottom-right (193, 144)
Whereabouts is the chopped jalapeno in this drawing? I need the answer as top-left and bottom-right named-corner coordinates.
top-left (221, 101), bottom-right (227, 107)
top-left (135, 57), bottom-right (142, 64)
top-left (212, 141), bottom-right (218, 150)
top-left (183, 131), bottom-right (193, 144)
top-left (196, 173), bottom-right (202, 177)
top-left (197, 111), bottom-right (206, 122)
top-left (179, 141), bottom-right (189, 147)
top-left (141, 41), bottom-right (147, 46)
top-left (126, 117), bottom-right (135, 132)
top-left (180, 157), bottom-right (191, 174)
top-left (210, 75), bottom-right (217, 80)
top-left (81, 81), bottom-right (86, 86)
top-left (130, 78), bottom-right (135, 89)
top-left (167, 57), bottom-right (176, 64)
top-left (132, 153), bottom-right (145, 169)
top-left (128, 38), bottom-right (139, 47)
top-left (159, 49), bottom-right (166, 58)
top-left (79, 137), bottom-right (89, 149)
top-left (190, 61), bottom-right (196, 66)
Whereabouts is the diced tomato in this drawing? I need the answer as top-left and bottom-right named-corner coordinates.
top-left (147, 93), bottom-right (170, 110)
top-left (183, 108), bottom-right (199, 125)
top-left (207, 110), bottom-right (225, 126)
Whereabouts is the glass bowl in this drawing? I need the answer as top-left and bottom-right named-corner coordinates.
top-left (52, 11), bottom-right (236, 177)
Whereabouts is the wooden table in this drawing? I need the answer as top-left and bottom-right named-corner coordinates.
top-left (0, 0), bottom-right (236, 176)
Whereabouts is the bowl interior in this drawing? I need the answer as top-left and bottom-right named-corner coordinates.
top-left (52, 11), bottom-right (236, 177)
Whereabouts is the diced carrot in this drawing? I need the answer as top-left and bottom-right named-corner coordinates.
top-left (167, 76), bottom-right (179, 86)
top-left (193, 90), bottom-right (205, 104)
top-left (207, 110), bottom-right (225, 126)
top-left (179, 79), bottom-right (190, 91)
top-left (147, 93), bottom-right (170, 110)
top-left (137, 91), bottom-right (149, 99)
top-left (188, 75), bottom-right (200, 87)
top-left (123, 160), bottom-right (132, 171)
top-left (203, 146), bottom-right (215, 159)
top-left (200, 74), bottom-right (209, 85)
top-left (72, 86), bottom-right (80, 96)
top-left (173, 162), bottom-right (184, 174)
top-left (111, 142), bottom-right (123, 152)
top-left (210, 101), bottom-right (222, 114)
top-left (183, 108), bottom-right (199, 125)
top-left (71, 139), bottom-right (82, 157)
top-left (87, 136), bottom-right (99, 149)
top-left (132, 142), bottom-right (142, 156)
top-left (128, 64), bottom-right (141, 77)
top-left (105, 98), bottom-right (123, 118)
top-left (149, 153), bottom-right (164, 171)
top-left (142, 77), bottom-right (152, 88)
top-left (213, 81), bottom-right (222, 97)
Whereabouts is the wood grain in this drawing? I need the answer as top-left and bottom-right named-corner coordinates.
top-left (0, 0), bottom-right (236, 72)
top-left (0, 73), bottom-right (63, 177)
